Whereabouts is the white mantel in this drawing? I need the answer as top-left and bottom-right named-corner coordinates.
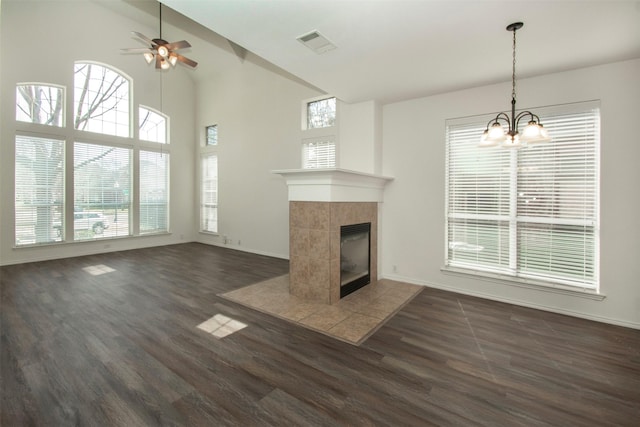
top-left (273, 168), bottom-right (394, 202)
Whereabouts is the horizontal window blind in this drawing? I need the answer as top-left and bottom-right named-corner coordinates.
top-left (302, 137), bottom-right (336, 169)
top-left (74, 142), bottom-right (131, 240)
top-left (140, 150), bottom-right (168, 234)
top-left (15, 135), bottom-right (64, 245)
top-left (446, 102), bottom-right (599, 289)
top-left (201, 154), bottom-right (218, 233)
top-left (516, 108), bottom-right (599, 286)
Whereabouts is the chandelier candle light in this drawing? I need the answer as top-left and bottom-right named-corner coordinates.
top-left (480, 22), bottom-right (551, 148)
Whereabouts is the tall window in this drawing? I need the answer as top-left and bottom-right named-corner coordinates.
top-left (201, 154), bottom-right (218, 233)
top-left (445, 102), bottom-right (600, 290)
top-left (302, 96), bottom-right (337, 169)
top-left (74, 142), bottom-right (131, 240)
top-left (15, 136), bottom-right (64, 245)
top-left (140, 151), bottom-right (169, 234)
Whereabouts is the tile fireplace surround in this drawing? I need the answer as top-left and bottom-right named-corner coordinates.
top-left (290, 201), bottom-right (377, 304)
top-left (274, 168), bottom-right (393, 305)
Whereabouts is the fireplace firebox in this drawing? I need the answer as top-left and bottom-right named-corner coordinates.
top-left (340, 222), bottom-right (371, 298)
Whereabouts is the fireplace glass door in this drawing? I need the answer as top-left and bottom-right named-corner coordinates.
top-left (340, 222), bottom-right (371, 298)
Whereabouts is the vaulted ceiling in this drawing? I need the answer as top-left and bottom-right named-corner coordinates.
top-left (123, 0), bottom-right (640, 104)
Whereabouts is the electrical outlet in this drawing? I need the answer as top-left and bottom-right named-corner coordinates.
top-left (392, 265), bottom-right (398, 273)
top-left (238, 240), bottom-right (241, 246)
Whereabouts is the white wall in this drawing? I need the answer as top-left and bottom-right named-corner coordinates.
top-left (195, 54), bottom-right (322, 258)
top-left (0, 0), bottom-right (196, 265)
top-left (339, 100), bottom-right (383, 174)
top-left (381, 59), bottom-right (640, 328)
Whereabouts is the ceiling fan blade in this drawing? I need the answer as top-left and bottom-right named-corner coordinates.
top-left (132, 31), bottom-right (156, 46)
top-left (155, 55), bottom-right (162, 69)
top-left (121, 47), bottom-right (152, 53)
top-left (175, 54), bottom-right (198, 68)
top-left (165, 40), bottom-right (191, 51)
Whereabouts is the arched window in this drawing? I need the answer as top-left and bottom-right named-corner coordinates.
top-left (74, 62), bottom-right (130, 137)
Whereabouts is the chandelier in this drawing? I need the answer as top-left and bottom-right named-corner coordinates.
top-left (480, 22), bottom-right (551, 148)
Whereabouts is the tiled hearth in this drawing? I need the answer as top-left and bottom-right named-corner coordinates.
top-left (289, 201), bottom-right (377, 304)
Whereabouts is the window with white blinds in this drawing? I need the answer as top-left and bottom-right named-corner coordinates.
top-left (15, 135), bottom-right (65, 246)
top-left (140, 150), bottom-right (168, 234)
top-left (445, 101), bottom-right (600, 290)
top-left (302, 137), bottom-right (336, 169)
top-left (74, 142), bottom-right (132, 240)
top-left (201, 154), bottom-right (218, 233)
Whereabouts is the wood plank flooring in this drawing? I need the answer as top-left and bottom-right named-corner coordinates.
top-left (2, 243), bottom-right (639, 426)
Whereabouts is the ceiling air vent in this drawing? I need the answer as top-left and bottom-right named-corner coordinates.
top-left (297, 30), bottom-right (337, 54)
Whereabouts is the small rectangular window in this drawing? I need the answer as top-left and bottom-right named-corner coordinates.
top-left (307, 97), bottom-right (336, 129)
top-left (302, 137), bottom-right (336, 169)
top-left (201, 154), bottom-right (218, 233)
top-left (206, 125), bottom-right (218, 146)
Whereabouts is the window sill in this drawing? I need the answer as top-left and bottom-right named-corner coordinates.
top-left (14, 232), bottom-right (171, 249)
top-left (440, 266), bottom-right (606, 301)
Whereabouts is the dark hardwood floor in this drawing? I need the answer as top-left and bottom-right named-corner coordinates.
top-left (2, 243), bottom-right (639, 426)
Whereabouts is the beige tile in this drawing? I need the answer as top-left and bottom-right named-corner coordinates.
top-left (328, 313), bottom-right (382, 344)
top-left (219, 275), bottom-right (421, 346)
top-left (306, 202), bottom-right (330, 230)
top-left (309, 229), bottom-right (330, 260)
top-left (308, 258), bottom-right (330, 289)
top-left (299, 305), bottom-right (351, 332)
top-left (273, 301), bottom-right (321, 322)
top-left (290, 227), bottom-right (310, 258)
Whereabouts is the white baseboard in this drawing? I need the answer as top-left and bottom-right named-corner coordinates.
top-left (205, 242), bottom-right (289, 260)
top-left (381, 273), bottom-right (640, 330)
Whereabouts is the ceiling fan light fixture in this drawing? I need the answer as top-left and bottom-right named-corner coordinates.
top-left (160, 58), bottom-right (170, 70)
top-left (168, 54), bottom-right (178, 66)
top-left (143, 52), bottom-right (154, 64)
top-left (157, 45), bottom-right (169, 58)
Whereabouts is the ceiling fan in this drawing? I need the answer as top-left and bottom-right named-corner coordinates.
top-left (121, 3), bottom-right (197, 70)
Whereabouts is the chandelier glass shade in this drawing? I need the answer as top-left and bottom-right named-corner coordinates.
top-left (480, 22), bottom-right (551, 148)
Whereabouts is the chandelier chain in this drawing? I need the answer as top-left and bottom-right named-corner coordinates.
top-left (511, 27), bottom-right (517, 101)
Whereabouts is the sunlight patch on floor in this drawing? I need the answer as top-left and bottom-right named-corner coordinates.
top-left (197, 314), bottom-right (248, 338)
top-left (82, 264), bottom-right (116, 276)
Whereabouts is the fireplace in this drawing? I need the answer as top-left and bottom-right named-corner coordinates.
top-left (340, 222), bottom-right (371, 298)
top-left (274, 169), bottom-right (393, 305)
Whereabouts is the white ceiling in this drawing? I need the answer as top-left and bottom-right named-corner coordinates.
top-left (158, 0), bottom-right (640, 104)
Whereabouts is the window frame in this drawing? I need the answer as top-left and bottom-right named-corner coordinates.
top-left (200, 152), bottom-right (218, 234)
top-left (444, 101), bottom-right (601, 294)
top-left (300, 95), bottom-right (338, 169)
top-left (206, 124), bottom-right (218, 146)
top-left (13, 61), bottom-right (172, 247)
